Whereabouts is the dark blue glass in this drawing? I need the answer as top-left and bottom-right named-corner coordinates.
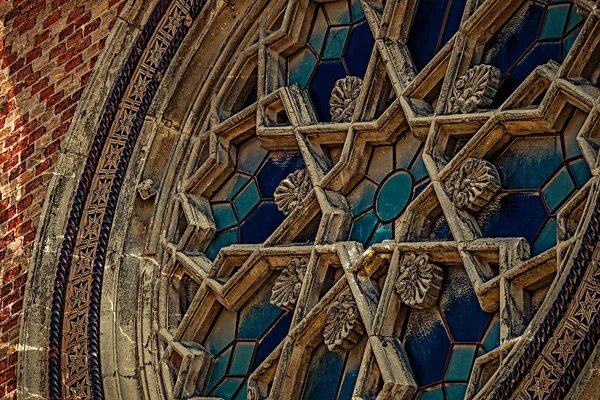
top-left (240, 202), bottom-right (286, 243)
top-left (403, 308), bottom-right (452, 386)
top-left (532, 218), bottom-right (557, 255)
top-left (308, 60), bottom-right (348, 121)
top-left (480, 193), bottom-right (548, 243)
top-left (441, 267), bottom-right (491, 342)
top-left (252, 312), bottom-right (292, 369)
top-left (302, 343), bottom-right (346, 399)
top-left (441, 0), bottom-right (469, 45)
top-left (344, 21), bottom-right (375, 77)
top-left (431, 216), bottom-right (453, 241)
top-left (569, 158), bottom-right (592, 187)
top-left (407, 0), bottom-right (449, 71)
top-left (256, 152), bottom-right (305, 197)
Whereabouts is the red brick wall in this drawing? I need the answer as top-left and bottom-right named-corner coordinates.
top-left (0, 1), bottom-right (125, 397)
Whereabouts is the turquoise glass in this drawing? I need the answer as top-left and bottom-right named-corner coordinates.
top-left (350, 210), bottom-right (378, 243)
top-left (211, 378), bottom-right (243, 398)
top-left (213, 173), bottom-right (250, 201)
top-left (233, 181), bottom-right (260, 220)
top-left (569, 158), bottom-right (592, 187)
top-left (229, 342), bottom-right (255, 375)
top-left (445, 383), bottom-right (468, 400)
top-left (206, 228), bottom-right (238, 260)
top-left (411, 155), bottom-right (428, 182)
top-left (350, 0), bottom-right (364, 21)
top-left (302, 342), bottom-right (346, 399)
top-left (542, 167), bottom-right (574, 212)
top-left (444, 345), bottom-right (476, 381)
top-left (203, 309), bottom-right (236, 355)
top-left (532, 218), bottom-right (557, 255)
top-left (375, 170), bottom-right (413, 221)
top-left (238, 277), bottom-right (285, 338)
top-left (348, 180), bottom-right (377, 216)
top-left (206, 347), bottom-right (232, 393)
top-left (233, 383), bottom-right (248, 400)
top-left (289, 48), bottom-right (318, 87)
top-left (324, 1), bottom-right (351, 24)
top-left (540, 5), bottom-right (569, 39)
top-left (323, 26), bottom-right (350, 59)
top-left (563, 27), bottom-right (581, 55)
top-left (563, 110), bottom-right (586, 158)
top-left (368, 224), bottom-right (393, 246)
top-left (309, 9), bottom-right (328, 55)
top-left (416, 386), bottom-right (444, 400)
top-left (482, 315), bottom-right (501, 351)
top-left (238, 138), bottom-right (268, 174)
top-left (567, 7), bottom-right (583, 31)
top-left (212, 203), bottom-right (237, 230)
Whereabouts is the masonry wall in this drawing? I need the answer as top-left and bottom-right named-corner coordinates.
top-left (0, 1), bottom-right (124, 397)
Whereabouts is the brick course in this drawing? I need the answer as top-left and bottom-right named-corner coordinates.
top-left (0, 1), bottom-right (125, 397)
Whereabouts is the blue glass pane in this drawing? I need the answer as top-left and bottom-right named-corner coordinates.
top-left (233, 382), bottom-right (248, 400)
top-left (441, 0), bottom-right (469, 45)
top-left (532, 218), bottom-right (557, 255)
top-left (204, 309), bottom-right (236, 355)
top-left (407, 0), bottom-right (452, 71)
top-left (445, 383), bottom-right (468, 400)
top-left (414, 180), bottom-right (429, 199)
top-left (444, 344), bottom-right (476, 381)
top-left (308, 60), bottom-right (347, 121)
top-left (564, 110), bottom-right (586, 158)
top-left (411, 155), bottom-right (428, 182)
top-left (494, 136), bottom-right (562, 190)
top-left (375, 170), bottom-right (413, 221)
top-left (403, 308), bottom-right (451, 386)
top-left (238, 139), bottom-right (268, 174)
top-left (348, 180), bottom-right (377, 216)
top-left (482, 314), bottom-right (501, 351)
top-left (431, 216), bottom-right (453, 241)
top-left (324, 1), bottom-right (351, 24)
top-left (289, 48), bottom-right (318, 87)
top-left (323, 26), bottom-right (350, 59)
top-left (302, 342), bottom-right (345, 399)
top-left (240, 202), bottom-right (286, 243)
top-left (238, 280), bottom-right (284, 339)
top-left (416, 386), bottom-right (444, 400)
top-left (480, 193), bottom-right (548, 243)
top-left (212, 203), bottom-right (237, 230)
top-left (569, 158), bottom-right (592, 187)
top-left (368, 224), bottom-right (393, 246)
top-left (213, 173), bottom-right (250, 201)
top-left (337, 336), bottom-right (367, 399)
top-left (206, 346), bottom-right (232, 393)
top-left (350, 210), bottom-right (378, 243)
top-left (206, 228), bottom-right (238, 260)
top-left (563, 27), bottom-right (581, 55)
top-left (309, 9), bottom-right (328, 55)
top-left (252, 312), bottom-right (292, 369)
top-left (344, 21), bottom-right (375, 77)
top-left (211, 377), bottom-right (243, 398)
top-left (233, 181), bottom-right (260, 220)
top-left (229, 342), bottom-right (255, 375)
top-left (350, 0), bottom-right (365, 21)
top-left (567, 7), bottom-right (583, 31)
top-left (257, 151), bottom-right (305, 198)
top-left (368, 146), bottom-right (394, 183)
top-left (540, 5), bottom-right (569, 39)
top-left (542, 167), bottom-right (574, 212)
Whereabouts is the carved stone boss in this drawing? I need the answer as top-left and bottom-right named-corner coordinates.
top-left (395, 253), bottom-right (443, 309)
top-left (448, 64), bottom-right (501, 114)
top-left (445, 158), bottom-right (501, 213)
top-left (323, 288), bottom-right (365, 353)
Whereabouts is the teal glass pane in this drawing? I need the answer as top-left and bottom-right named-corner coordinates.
top-left (367, 146), bottom-right (394, 183)
top-left (238, 139), bottom-right (268, 174)
top-left (233, 382), bottom-right (248, 400)
top-left (238, 277), bottom-right (284, 338)
top-left (482, 314), bottom-right (501, 351)
top-left (213, 173), bottom-right (250, 201)
top-left (289, 48), bottom-right (318, 87)
top-left (229, 342), bottom-right (255, 375)
top-left (494, 136), bottom-right (562, 190)
top-left (411, 155), bottom-right (428, 182)
top-left (206, 347), bottom-right (232, 393)
top-left (206, 228), bottom-right (238, 260)
top-left (416, 385), bottom-right (444, 400)
top-left (348, 180), bottom-right (377, 216)
top-left (350, 210), bottom-right (378, 243)
top-left (569, 158), bottom-right (592, 187)
top-left (350, 0), bottom-right (364, 21)
top-left (567, 7), bottom-right (583, 31)
top-left (532, 218), bottom-right (557, 255)
top-left (563, 110), bottom-right (586, 158)
top-left (309, 8), bottom-right (328, 55)
top-left (203, 309), bottom-right (236, 355)
top-left (542, 167), bottom-right (574, 212)
top-left (445, 383), bottom-right (468, 400)
top-left (337, 336), bottom-right (367, 399)
top-left (324, 1), bottom-right (351, 24)
top-left (322, 26), bottom-right (350, 59)
top-left (395, 133), bottom-right (423, 169)
top-left (233, 181), bottom-right (260, 220)
top-left (375, 170), bottom-right (413, 221)
top-left (368, 224), bottom-right (393, 246)
top-left (211, 377), bottom-right (243, 398)
top-left (540, 5), bottom-right (569, 39)
top-left (212, 203), bottom-right (237, 230)
top-left (302, 342), bottom-right (346, 399)
top-left (563, 27), bottom-right (581, 55)
top-left (444, 345), bottom-right (476, 381)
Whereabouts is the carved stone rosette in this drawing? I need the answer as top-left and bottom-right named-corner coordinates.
top-left (394, 253), bottom-right (443, 309)
top-left (329, 76), bottom-right (363, 122)
top-left (274, 169), bottom-right (312, 216)
top-left (448, 64), bottom-right (501, 114)
top-left (270, 256), bottom-right (309, 310)
top-left (445, 158), bottom-right (501, 213)
top-left (323, 288), bottom-right (364, 353)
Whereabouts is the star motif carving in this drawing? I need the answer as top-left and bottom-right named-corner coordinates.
top-left (92, 179), bottom-right (112, 205)
top-left (68, 345), bottom-right (88, 376)
top-left (104, 144), bottom-right (122, 170)
top-left (146, 41), bottom-right (167, 68)
top-left (163, 13), bottom-right (184, 37)
top-left (574, 290), bottom-right (600, 325)
top-left (81, 213), bottom-right (103, 241)
top-left (130, 76), bottom-right (150, 102)
top-left (66, 313), bottom-right (87, 343)
top-left (529, 368), bottom-right (555, 399)
top-left (69, 378), bottom-right (90, 399)
top-left (69, 283), bottom-right (89, 311)
top-left (552, 329), bottom-right (578, 364)
top-left (118, 110), bottom-right (137, 132)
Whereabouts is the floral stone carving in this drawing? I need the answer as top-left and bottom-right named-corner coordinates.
top-left (270, 256), bottom-right (309, 310)
top-left (329, 76), bottom-right (363, 122)
top-left (394, 253), bottom-right (443, 309)
top-left (323, 288), bottom-right (364, 353)
top-left (136, 178), bottom-right (158, 200)
top-left (445, 158), bottom-right (501, 213)
top-left (448, 64), bottom-right (501, 114)
top-left (274, 169), bottom-right (312, 216)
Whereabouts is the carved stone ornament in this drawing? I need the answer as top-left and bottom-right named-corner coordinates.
top-left (329, 76), bottom-right (363, 122)
top-left (394, 253), bottom-right (443, 309)
top-left (323, 288), bottom-right (364, 353)
top-left (136, 178), bottom-right (158, 200)
top-left (448, 64), bottom-right (501, 114)
top-left (445, 158), bottom-right (501, 213)
top-left (270, 256), bottom-right (309, 310)
top-left (274, 169), bottom-right (312, 216)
